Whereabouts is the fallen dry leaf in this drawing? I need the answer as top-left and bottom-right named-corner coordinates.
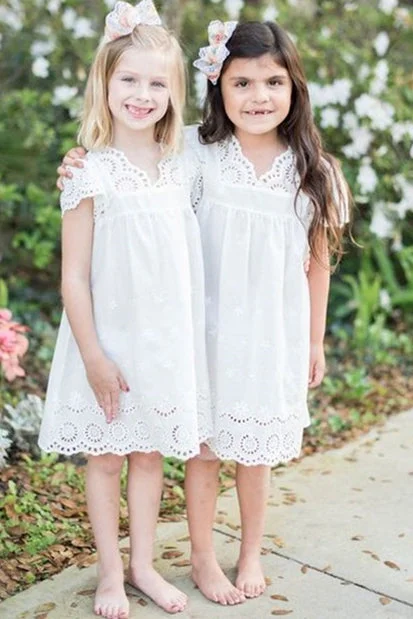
top-left (161, 550), bottom-right (184, 560)
top-left (265, 577), bottom-right (272, 586)
top-left (77, 589), bottom-right (95, 596)
top-left (271, 594), bottom-right (289, 601)
top-left (271, 610), bottom-right (293, 616)
top-left (351, 535), bottom-right (364, 541)
top-left (301, 565), bottom-right (308, 574)
top-left (384, 560), bottom-right (400, 571)
top-left (171, 560), bottom-right (191, 567)
top-left (379, 597), bottom-right (391, 605)
top-left (34, 602), bottom-right (56, 613)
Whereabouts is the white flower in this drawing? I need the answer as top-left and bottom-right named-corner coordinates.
top-left (390, 121), bottom-right (413, 144)
top-left (376, 144), bottom-right (388, 157)
top-left (393, 176), bottom-right (413, 218)
top-left (342, 112), bottom-right (358, 131)
top-left (379, 289), bottom-right (391, 311)
top-left (47, 0), bottom-right (61, 13)
top-left (194, 71), bottom-right (207, 108)
top-left (342, 127), bottom-right (373, 158)
top-left (370, 202), bottom-right (394, 238)
top-left (52, 85), bottom-right (78, 106)
top-left (370, 59), bottom-right (389, 95)
top-left (320, 107), bottom-right (340, 129)
top-left (32, 57), bottom-right (50, 78)
top-left (0, 6), bottom-right (23, 30)
top-left (344, 2), bottom-right (357, 10)
top-left (354, 94), bottom-right (394, 130)
top-left (62, 7), bottom-right (77, 30)
top-left (394, 7), bottom-right (409, 28)
top-left (0, 428), bottom-right (12, 469)
top-left (31, 39), bottom-right (55, 58)
top-left (262, 5), bottom-right (278, 21)
top-left (321, 27), bottom-right (331, 38)
top-left (224, 0), bottom-right (244, 18)
top-left (374, 31), bottom-right (390, 56)
top-left (308, 78), bottom-right (352, 109)
top-left (62, 68), bottom-right (72, 80)
top-left (357, 160), bottom-right (378, 194)
top-left (358, 64), bottom-right (370, 81)
top-left (378, 0), bottom-right (398, 15)
top-left (332, 78), bottom-right (352, 105)
top-left (73, 17), bottom-right (95, 39)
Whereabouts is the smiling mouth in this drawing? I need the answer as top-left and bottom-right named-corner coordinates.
top-left (126, 104), bottom-right (154, 118)
top-left (245, 110), bottom-right (274, 115)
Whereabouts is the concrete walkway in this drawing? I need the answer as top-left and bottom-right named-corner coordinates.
top-left (2, 410), bottom-right (413, 618)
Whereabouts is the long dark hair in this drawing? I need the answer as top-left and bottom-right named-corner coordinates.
top-left (198, 21), bottom-right (351, 264)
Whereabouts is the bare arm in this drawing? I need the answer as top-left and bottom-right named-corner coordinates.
top-left (61, 199), bottom-right (128, 420)
top-left (307, 230), bottom-right (330, 388)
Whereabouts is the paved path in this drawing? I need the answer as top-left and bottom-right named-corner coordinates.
top-left (1, 410), bottom-right (413, 618)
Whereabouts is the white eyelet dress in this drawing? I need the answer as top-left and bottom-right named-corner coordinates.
top-left (38, 147), bottom-right (212, 460)
top-left (186, 126), bottom-right (315, 467)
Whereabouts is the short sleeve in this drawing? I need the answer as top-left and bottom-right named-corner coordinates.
top-left (184, 125), bottom-right (205, 212)
top-left (60, 159), bottom-right (106, 215)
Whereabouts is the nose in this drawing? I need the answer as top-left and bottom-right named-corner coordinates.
top-left (134, 81), bottom-right (150, 102)
top-left (252, 83), bottom-right (270, 103)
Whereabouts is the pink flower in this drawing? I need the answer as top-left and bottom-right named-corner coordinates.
top-left (0, 308), bottom-right (29, 382)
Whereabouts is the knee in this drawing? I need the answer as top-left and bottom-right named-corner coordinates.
top-left (127, 450), bottom-right (162, 472)
top-left (88, 453), bottom-right (125, 476)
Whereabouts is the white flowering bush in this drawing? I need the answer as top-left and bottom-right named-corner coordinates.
top-left (4, 394), bottom-right (44, 453)
top-left (0, 0), bottom-right (412, 338)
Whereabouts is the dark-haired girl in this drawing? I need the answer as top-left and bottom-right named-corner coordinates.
top-left (184, 18), bottom-right (350, 604)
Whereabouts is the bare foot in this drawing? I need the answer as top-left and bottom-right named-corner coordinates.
top-left (191, 552), bottom-right (245, 605)
top-left (94, 572), bottom-right (129, 619)
top-left (236, 555), bottom-right (266, 599)
top-left (127, 566), bottom-right (187, 614)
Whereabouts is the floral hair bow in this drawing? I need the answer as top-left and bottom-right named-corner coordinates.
top-left (104, 0), bottom-right (162, 42)
top-left (193, 20), bottom-right (237, 85)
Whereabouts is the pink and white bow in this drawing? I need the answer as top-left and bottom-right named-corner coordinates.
top-left (193, 20), bottom-right (237, 85)
top-left (104, 0), bottom-right (162, 42)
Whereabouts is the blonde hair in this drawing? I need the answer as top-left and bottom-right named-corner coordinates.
top-left (78, 25), bottom-right (186, 155)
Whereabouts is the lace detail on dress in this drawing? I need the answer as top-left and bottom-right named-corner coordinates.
top-left (60, 160), bottom-right (106, 216)
top-left (207, 402), bottom-right (306, 466)
top-left (39, 391), bottom-right (212, 459)
top-left (97, 147), bottom-right (185, 192)
top-left (218, 135), bottom-right (300, 194)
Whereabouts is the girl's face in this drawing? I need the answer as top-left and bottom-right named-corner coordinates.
top-left (220, 53), bottom-right (293, 141)
top-left (108, 47), bottom-right (170, 141)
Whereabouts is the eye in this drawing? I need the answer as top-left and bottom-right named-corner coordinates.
top-left (235, 80), bottom-right (248, 88)
top-left (121, 76), bottom-right (135, 83)
top-left (152, 81), bottom-right (166, 88)
top-left (268, 79), bottom-right (282, 87)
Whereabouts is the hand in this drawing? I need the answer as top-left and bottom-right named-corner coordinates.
top-left (308, 342), bottom-right (325, 388)
top-left (84, 353), bottom-right (129, 423)
top-left (56, 146), bottom-right (87, 190)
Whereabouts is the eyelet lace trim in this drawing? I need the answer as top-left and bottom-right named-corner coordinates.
top-left (39, 392), bottom-right (212, 459)
top-left (218, 136), bottom-right (300, 193)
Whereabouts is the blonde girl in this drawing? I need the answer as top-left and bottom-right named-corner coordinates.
top-left (39, 1), bottom-right (212, 617)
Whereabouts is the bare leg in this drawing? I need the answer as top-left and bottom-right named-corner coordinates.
top-left (126, 451), bottom-right (187, 614)
top-left (185, 450), bottom-right (245, 605)
top-left (86, 453), bottom-right (129, 619)
top-left (235, 463), bottom-right (271, 598)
